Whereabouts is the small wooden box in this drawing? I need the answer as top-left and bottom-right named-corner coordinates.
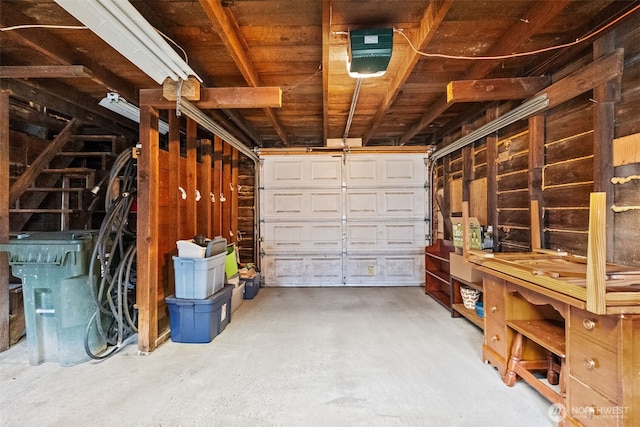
top-left (450, 253), bottom-right (483, 283)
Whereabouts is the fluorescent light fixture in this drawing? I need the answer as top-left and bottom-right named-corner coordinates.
top-left (347, 28), bottom-right (393, 78)
top-left (54, 0), bottom-right (202, 85)
top-left (99, 92), bottom-right (169, 135)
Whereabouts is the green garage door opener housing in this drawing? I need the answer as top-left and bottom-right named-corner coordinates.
top-left (348, 28), bottom-right (393, 78)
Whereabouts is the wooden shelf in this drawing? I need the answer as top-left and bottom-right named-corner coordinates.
top-left (451, 275), bottom-right (484, 329)
top-left (425, 239), bottom-right (454, 309)
top-left (452, 303), bottom-right (484, 329)
top-left (507, 319), bottom-right (566, 358)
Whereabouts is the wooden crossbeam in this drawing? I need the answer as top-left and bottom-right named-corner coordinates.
top-left (447, 77), bottom-right (551, 103)
top-left (0, 65), bottom-right (92, 79)
top-left (139, 87), bottom-right (282, 110)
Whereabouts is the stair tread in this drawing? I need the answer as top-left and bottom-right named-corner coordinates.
top-left (25, 187), bottom-right (88, 192)
top-left (10, 208), bottom-right (83, 213)
top-left (57, 151), bottom-right (116, 157)
top-left (42, 167), bottom-right (94, 173)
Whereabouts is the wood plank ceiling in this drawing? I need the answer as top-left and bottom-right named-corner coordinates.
top-left (1, 0), bottom-right (637, 149)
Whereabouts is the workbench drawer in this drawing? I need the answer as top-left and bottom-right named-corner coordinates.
top-left (568, 332), bottom-right (619, 402)
top-left (569, 307), bottom-right (618, 352)
top-left (567, 376), bottom-right (620, 427)
top-left (485, 318), bottom-right (508, 359)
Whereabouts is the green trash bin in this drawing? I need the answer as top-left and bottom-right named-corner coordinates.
top-left (0, 231), bottom-right (106, 366)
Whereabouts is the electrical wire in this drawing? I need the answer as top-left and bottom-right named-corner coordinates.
top-left (395, 3), bottom-right (640, 61)
top-left (0, 24), bottom-right (88, 31)
top-left (85, 149), bottom-right (138, 360)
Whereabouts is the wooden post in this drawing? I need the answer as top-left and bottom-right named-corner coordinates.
top-left (223, 142), bottom-right (233, 242)
top-left (586, 192), bottom-right (607, 315)
top-left (529, 114), bottom-right (545, 250)
top-left (168, 112), bottom-right (180, 243)
top-left (231, 147), bottom-right (239, 244)
top-left (186, 118), bottom-right (198, 237)
top-left (198, 139), bottom-right (212, 237)
top-left (212, 135), bottom-right (223, 237)
top-left (137, 103), bottom-right (160, 352)
top-left (593, 33), bottom-right (618, 262)
top-left (486, 107), bottom-right (499, 251)
top-left (0, 90), bottom-right (10, 352)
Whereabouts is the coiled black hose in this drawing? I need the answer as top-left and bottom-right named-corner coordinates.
top-left (85, 149), bottom-right (138, 360)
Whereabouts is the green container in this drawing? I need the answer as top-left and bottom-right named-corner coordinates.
top-left (0, 231), bottom-right (105, 366)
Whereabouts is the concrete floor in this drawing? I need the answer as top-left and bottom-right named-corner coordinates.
top-left (1, 287), bottom-right (555, 426)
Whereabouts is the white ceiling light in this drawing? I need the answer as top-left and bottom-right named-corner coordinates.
top-left (54, 0), bottom-right (202, 85)
top-left (99, 92), bottom-right (169, 135)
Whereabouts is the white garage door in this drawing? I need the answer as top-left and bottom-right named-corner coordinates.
top-left (259, 152), bottom-right (428, 287)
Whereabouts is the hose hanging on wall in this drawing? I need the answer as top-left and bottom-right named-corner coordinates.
top-left (85, 149), bottom-right (138, 360)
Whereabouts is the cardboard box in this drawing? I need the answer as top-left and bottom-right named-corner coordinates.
top-left (449, 253), bottom-right (483, 283)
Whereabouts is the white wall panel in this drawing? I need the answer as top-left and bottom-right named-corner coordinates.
top-left (345, 253), bottom-right (425, 285)
top-left (345, 189), bottom-right (425, 219)
top-left (345, 155), bottom-right (426, 188)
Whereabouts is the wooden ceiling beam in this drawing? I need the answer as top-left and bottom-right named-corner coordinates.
top-left (198, 0), bottom-right (289, 145)
top-left (446, 77), bottom-right (551, 103)
top-left (4, 79), bottom-right (138, 140)
top-left (139, 87), bottom-right (282, 109)
top-left (362, 0), bottom-right (453, 145)
top-left (399, 0), bottom-right (572, 145)
top-left (0, 65), bottom-right (93, 79)
top-left (1, 8), bottom-right (139, 102)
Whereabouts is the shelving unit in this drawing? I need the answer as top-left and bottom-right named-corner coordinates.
top-left (451, 276), bottom-right (484, 329)
top-left (425, 239), bottom-right (454, 309)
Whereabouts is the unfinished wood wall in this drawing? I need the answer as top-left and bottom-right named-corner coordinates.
top-left (138, 106), bottom-right (243, 351)
top-left (435, 31), bottom-right (639, 266)
top-left (613, 20), bottom-right (640, 265)
top-left (543, 93), bottom-right (594, 254)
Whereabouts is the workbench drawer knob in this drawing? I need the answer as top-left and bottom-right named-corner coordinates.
top-left (490, 306), bottom-right (498, 313)
top-left (490, 335), bottom-right (499, 342)
top-left (582, 319), bottom-right (596, 330)
top-left (583, 358), bottom-right (596, 370)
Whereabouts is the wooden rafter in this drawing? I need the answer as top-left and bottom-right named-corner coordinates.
top-left (1, 8), bottom-right (138, 102)
top-left (362, 0), bottom-right (453, 145)
top-left (0, 65), bottom-right (93, 79)
top-left (399, 0), bottom-right (572, 144)
top-left (198, 0), bottom-right (289, 145)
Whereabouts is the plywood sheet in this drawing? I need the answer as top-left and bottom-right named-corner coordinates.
top-left (470, 177), bottom-right (487, 224)
top-left (613, 133), bottom-right (640, 166)
top-left (450, 178), bottom-right (462, 213)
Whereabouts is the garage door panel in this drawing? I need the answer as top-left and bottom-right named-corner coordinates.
top-left (346, 222), bottom-right (425, 250)
top-left (345, 253), bottom-right (425, 285)
top-left (346, 155), bottom-right (426, 187)
top-left (346, 189), bottom-right (425, 219)
top-left (262, 223), bottom-right (343, 251)
top-left (261, 153), bottom-right (428, 287)
top-left (262, 189), bottom-right (342, 220)
top-left (262, 255), bottom-right (343, 286)
top-left (262, 156), bottom-right (342, 188)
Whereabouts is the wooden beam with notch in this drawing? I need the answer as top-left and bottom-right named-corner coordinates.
top-left (446, 77), bottom-right (551, 103)
top-left (198, 0), bottom-right (289, 145)
top-left (139, 87), bottom-right (282, 110)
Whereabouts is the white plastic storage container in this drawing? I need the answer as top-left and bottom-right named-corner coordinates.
top-left (177, 236), bottom-right (227, 258)
top-left (173, 252), bottom-right (225, 299)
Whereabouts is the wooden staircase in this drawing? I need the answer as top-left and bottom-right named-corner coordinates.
top-left (9, 129), bottom-right (124, 232)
